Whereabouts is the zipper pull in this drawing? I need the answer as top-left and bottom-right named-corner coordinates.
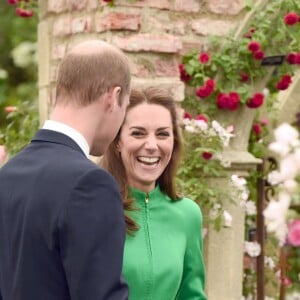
top-left (145, 193), bottom-right (149, 204)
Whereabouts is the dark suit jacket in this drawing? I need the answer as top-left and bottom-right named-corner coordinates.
top-left (0, 129), bottom-right (128, 300)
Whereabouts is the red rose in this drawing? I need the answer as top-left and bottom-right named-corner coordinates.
top-left (196, 114), bottom-right (208, 123)
top-left (252, 123), bottom-right (262, 135)
top-left (196, 79), bottom-right (215, 99)
top-left (206, 78), bottom-right (215, 90)
top-left (7, 0), bottom-right (19, 4)
top-left (246, 93), bottom-right (264, 109)
top-left (253, 50), bottom-right (264, 60)
top-left (295, 53), bottom-right (300, 64)
top-left (183, 112), bottom-right (191, 119)
top-left (276, 74), bottom-right (292, 90)
top-left (217, 93), bottom-right (230, 109)
top-left (199, 52), bottom-right (210, 64)
top-left (196, 85), bottom-right (210, 98)
top-left (102, 0), bottom-right (113, 2)
top-left (248, 41), bottom-right (260, 53)
top-left (281, 74), bottom-right (292, 84)
top-left (286, 53), bottom-right (297, 64)
top-left (202, 151), bottom-right (213, 160)
top-left (178, 64), bottom-right (191, 82)
top-left (284, 12), bottom-right (299, 26)
top-left (227, 92), bottom-right (240, 111)
top-left (240, 73), bottom-right (249, 82)
top-left (16, 7), bottom-right (34, 17)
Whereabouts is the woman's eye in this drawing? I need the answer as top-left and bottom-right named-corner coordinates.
top-left (131, 131), bottom-right (144, 137)
top-left (158, 131), bottom-right (170, 137)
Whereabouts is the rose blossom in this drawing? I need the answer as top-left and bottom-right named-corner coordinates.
top-left (196, 114), bottom-right (208, 123)
top-left (253, 123), bottom-right (262, 135)
top-left (287, 220), bottom-right (300, 246)
top-left (7, 0), bottom-right (19, 4)
top-left (183, 111), bottom-right (191, 119)
top-left (286, 53), bottom-right (297, 64)
top-left (4, 106), bottom-right (17, 113)
top-left (178, 64), bottom-right (191, 82)
top-left (198, 52), bottom-right (210, 64)
top-left (253, 50), bottom-right (264, 60)
top-left (16, 7), bottom-right (34, 17)
top-left (284, 12), bottom-right (299, 26)
top-left (261, 118), bottom-right (268, 126)
top-left (202, 151), bottom-right (213, 160)
top-left (240, 72), bottom-right (249, 82)
top-left (295, 53), bottom-right (300, 64)
top-left (246, 92), bottom-right (264, 109)
top-left (248, 41), bottom-right (261, 52)
top-left (196, 79), bottom-right (215, 99)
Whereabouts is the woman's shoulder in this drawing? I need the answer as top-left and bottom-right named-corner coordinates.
top-left (172, 197), bottom-right (203, 224)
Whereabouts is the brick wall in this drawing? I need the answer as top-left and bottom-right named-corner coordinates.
top-left (38, 0), bottom-right (246, 120)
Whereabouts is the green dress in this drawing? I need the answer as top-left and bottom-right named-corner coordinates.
top-left (123, 185), bottom-right (207, 300)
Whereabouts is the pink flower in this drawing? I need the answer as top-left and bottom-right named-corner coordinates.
top-left (196, 114), bottom-right (208, 123)
top-left (248, 41), bottom-right (261, 53)
top-left (253, 50), bottom-right (264, 60)
top-left (284, 12), bottom-right (299, 26)
top-left (16, 7), bottom-right (34, 17)
top-left (252, 123), bottom-right (262, 135)
top-left (260, 118), bottom-right (268, 126)
top-left (0, 145), bottom-right (7, 165)
top-left (202, 151), bottom-right (213, 160)
top-left (178, 64), bottom-right (191, 82)
top-left (4, 106), bottom-right (17, 113)
top-left (198, 52), bottom-right (210, 64)
top-left (7, 0), bottom-right (19, 4)
top-left (287, 219), bottom-right (300, 247)
top-left (246, 93), bottom-right (264, 109)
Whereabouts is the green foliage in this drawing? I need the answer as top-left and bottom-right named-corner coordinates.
top-left (0, 1), bottom-right (38, 157)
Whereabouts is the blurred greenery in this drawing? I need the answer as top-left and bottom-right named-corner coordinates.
top-left (0, 1), bottom-right (39, 157)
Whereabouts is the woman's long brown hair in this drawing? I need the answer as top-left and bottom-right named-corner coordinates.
top-left (101, 87), bottom-right (183, 233)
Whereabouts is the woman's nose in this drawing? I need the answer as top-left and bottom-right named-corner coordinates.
top-left (144, 136), bottom-right (158, 150)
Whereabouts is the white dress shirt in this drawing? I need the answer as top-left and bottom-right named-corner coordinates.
top-left (43, 120), bottom-right (90, 158)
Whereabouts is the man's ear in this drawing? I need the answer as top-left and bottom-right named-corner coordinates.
top-left (108, 86), bottom-right (121, 111)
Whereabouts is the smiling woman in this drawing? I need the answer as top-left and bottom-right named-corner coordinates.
top-left (101, 87), bottom-right (207, 300)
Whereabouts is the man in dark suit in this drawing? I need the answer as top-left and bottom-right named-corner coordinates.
top-left (0, 40), bottom-right (131, 300)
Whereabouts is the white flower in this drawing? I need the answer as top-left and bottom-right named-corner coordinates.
top-left (210, 203), bottom-right (221, 219)
top-left (265, 256), bottom-right (275, 270)
top-left (263, 192), bottom-right (290, 245)
top-left (245, 201), bottom-right (256, 216)
top-left (194, 119), bottom-right (208, 131)
top-left (11, 42), bottom-right (37, 68)
top-left (283, 179), bottom-right (298, 194)
top-left (244, 241), bottom-right (261, 257)
top-left (0, 68), bottom-right (8, 80)
top-left (274, 123), bottom-right (299, 145)
top-left (231, 174), bottom-right (247, 187)
top-left (184, 125), bottom-right (195, 133)
top-left (223, 210), bottom-right (232, 227)
top-left (262, 88), bottom-right (270, 97)
top-left (267, 170), bottom-right (283, 185)
top-left (212, 120), bottom-right (234, 147)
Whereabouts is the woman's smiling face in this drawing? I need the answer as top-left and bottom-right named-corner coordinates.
top-left (117, 103), bottom-right (174, 192)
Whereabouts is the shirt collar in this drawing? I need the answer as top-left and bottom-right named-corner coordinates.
top-left (43, 120), bottom-right (90, 157)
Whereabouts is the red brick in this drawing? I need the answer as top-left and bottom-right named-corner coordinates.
top-left (51, 43), bottom-right (67, 60)
top-left (108, 0), bottom-right (170, 10)
top-left (52, 16), bottom-right (72, 37)
top-left (47, 0), bottom-right (66, 13)
top-left (191, 18), bottom-right (234, 36)
top-left (180, 41), bottom-right (204, 55)
top-left (72, 16), bottom-right (93, 34)
top-left (112, 34), bottom-right (182, 53)
top-left (154, 58), bottom-right (179, 77)
top-left (95, 12), bottom-right (141, 32)
top-left (174, 0), bottom-right (202, 12)
top-left (130, 60), bottom-right (151, 77)
top-left (66, 0), bottom-right (87, 11)
top-left (207, 0), bottom-right (244, 15)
